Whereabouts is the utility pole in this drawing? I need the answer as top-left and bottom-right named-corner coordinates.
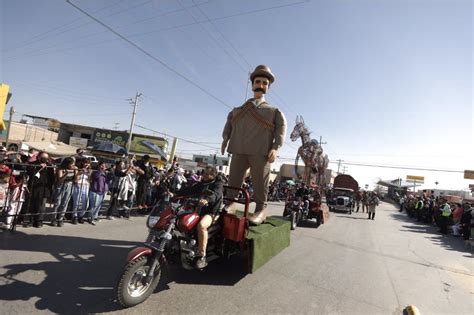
top-left (5, 106), bottom-right (14, 149)
top-left (319, 136), bottom-right (327, 147)
top-left (336, 159), bottom-right (343, 174)
top-left (341, 166), bottom-right (348, 174)
top-left (126, 92), bottom-right (142, 154)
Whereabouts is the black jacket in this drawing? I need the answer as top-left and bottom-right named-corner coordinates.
top-left (177, 175), bottom-right (224, 216)
top-left (27, 162), bottom-right (55, 198)
top-left (136, 160), bottom-right (154, 181)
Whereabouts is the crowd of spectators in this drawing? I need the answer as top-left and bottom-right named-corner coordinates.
top-left (398, 190), bottom-right (473, 241)
top-left (268, 180), bottom-right (293, 201)
top-left (0, 147), bottom-right (229, 230)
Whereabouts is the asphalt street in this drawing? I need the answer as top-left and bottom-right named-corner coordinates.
top-left (0, 201), bottom-right (472, 314)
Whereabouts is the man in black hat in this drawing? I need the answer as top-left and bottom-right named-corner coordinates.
top-left (135, 154), bottom-right (153, 209)
top-left (221, 65), bottom-right (287, 225)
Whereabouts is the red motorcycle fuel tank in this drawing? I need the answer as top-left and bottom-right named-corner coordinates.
top-left (155, 207), bottom-right (173, 230)
top-left (178, 213), bottom-right (200, 233)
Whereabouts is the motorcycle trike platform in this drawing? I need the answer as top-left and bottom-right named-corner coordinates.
top-left (223, 186), bottom-right (291, 273)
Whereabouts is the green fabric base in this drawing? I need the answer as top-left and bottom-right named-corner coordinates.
top-left (246, 216), bottom-right (291, 273)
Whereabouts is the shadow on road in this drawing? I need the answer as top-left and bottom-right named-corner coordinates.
top-left (333, 213), bottom-right (370, 220)
top-left (0, 230), bottom-right (251, 313)
top-left (0, 231), bottom-right (137, 313)
top-left (390, 212), bottom-right (472, 255)
top-left (162, 254), bottom-right (249, 289)
top-left (275, 215), bottom-right (323, 229)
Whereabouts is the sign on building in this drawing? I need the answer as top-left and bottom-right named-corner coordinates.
top-left (93, 129), bottom-right (128, 147)
top-left (130, 134), bottom-right (167, 155)
top-left (0, 84), bottom-right (11, 130)
top-left (406, 175), bottom-right (425, 183)
top-left (464, 170), bottom-right (474, 180)
top-left (69, 136), bottom-right (89, 148)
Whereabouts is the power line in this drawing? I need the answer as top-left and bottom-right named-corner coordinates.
top-left (277, 156), bottom-right (464, 173)
top-left (12, 81), bottom-right (129, 104)
top-left (66, 0), bottom-right (232, 109)
top-left (4, 0), bottom-right (212, 61)
top-left (11, 88), bottom-right (130, 108)
top-left (7, 1), bottom-right (309, 62)
top-left (59, 112), bottom-right (132, 117)
top-left (330, 161), bottom-right (464, 173)
top-left (125, 0), bottom-right (212, 28)
top-left (178, 0), bottom-right (249, 73)
top-left (2, 0), bottom-right (127, 53)
top-left (5, 0), bottom-right (153, 60)
top-left (129, 1), bottom-right (310, 39)
top-left (134, 124), bottom-right (220, 150)
top-left (192, 1), bottom-right (251, 72)
top-left (191, 0), bottom-right (302, 120)
top-left (173, 0), bottom-right (250, 100)
top-left (4, 0), bottom-right (151, 57)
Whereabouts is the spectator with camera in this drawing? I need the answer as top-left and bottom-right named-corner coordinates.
top-left (135, 155), bottom-right (152, 209)
top-left (87, 161), bottom-right (109, 225)
top-left (27, 151), bottom-right (55, 228)
top-left (51, 157), bottom-right (77, 227)
top-left (72, 159), bottom-right (92, 224)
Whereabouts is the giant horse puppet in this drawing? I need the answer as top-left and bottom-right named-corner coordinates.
top-left (290, 116), bottom-right (329, 186)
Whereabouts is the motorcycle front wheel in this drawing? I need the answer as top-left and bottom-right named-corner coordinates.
top-left (290, 212), bottom-right (298, 230)
top-left (116, 256), bottom-right (161, 308)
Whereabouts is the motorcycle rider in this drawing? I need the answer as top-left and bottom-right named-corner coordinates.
top-left (176, 166), bottom-right (223, 269)
top-left (295, 183), bottom-right (310, 212)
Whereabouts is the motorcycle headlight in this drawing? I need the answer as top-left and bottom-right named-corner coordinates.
top-left (147, 216), bottom-right (159, 229)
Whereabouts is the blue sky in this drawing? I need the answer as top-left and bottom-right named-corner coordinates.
top-left (1, 0), bottom-right (472, 190)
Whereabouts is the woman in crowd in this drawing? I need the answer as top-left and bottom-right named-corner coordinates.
top-left (72, 159), bottom-right (92, 224)
top-left (110, 160), bottom-right (137, 219)
top-left (87, 161), bottom-right (108, 225)
top-left (1, 174), bottom-right (27, 230)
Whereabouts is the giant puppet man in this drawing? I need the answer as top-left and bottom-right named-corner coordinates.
top-left (221, 65), bottom-right (287, 225)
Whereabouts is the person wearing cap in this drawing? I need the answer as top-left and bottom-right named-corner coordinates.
top-left (135, 155), bottom-right (152, 209)
top-left (221, 65), bottom-right (287, 225)
top-left (27, 151), bottom-right (55, 227)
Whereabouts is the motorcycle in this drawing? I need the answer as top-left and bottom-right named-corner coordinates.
top-left (283, 195), bottom-right (322, 230)
top-left (115, 187), bottom-right (250, 308)
top-left (283, 197), bottom-right (304, 230)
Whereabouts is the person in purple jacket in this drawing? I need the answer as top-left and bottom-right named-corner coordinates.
top-left (87, 161), bottom-right (109, 225)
